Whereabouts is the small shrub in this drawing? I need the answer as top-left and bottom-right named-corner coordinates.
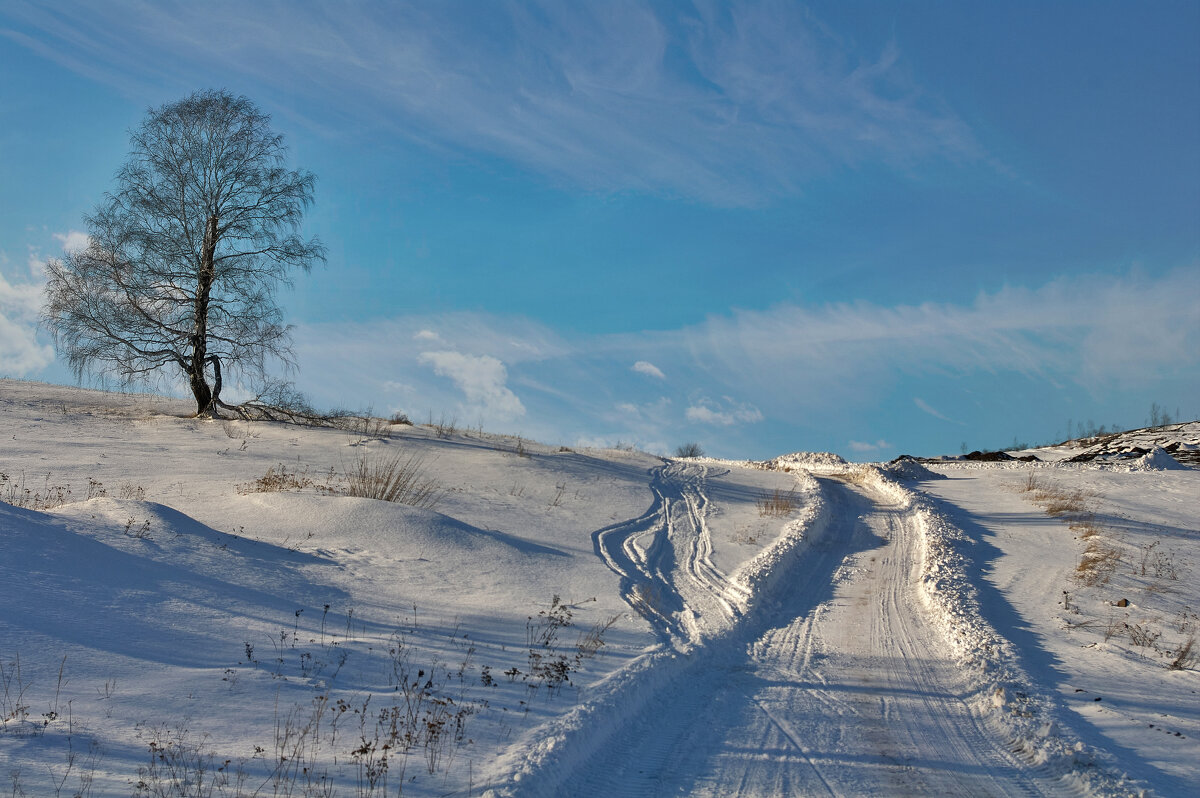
top-left (220, 418), bottom-right (256, 440)
top-left (1041, 489), bottom-right (1088, 517)
top-left (133, 726), bottom-right (234, 798)
top-left (428, 413), bottom-right (458, 439)
top-left (674, 442), bottom-right (704, 458)
top-left (0, 472), bottom-right (73, 510)
top-left (1, 654), bottom-right (31, 726)
top-left (1170, 635), bottom-right (1197, 670)
top-left (238, 464), bottom-right (314, 494)
top-left (757, 488), bottom-right (797, 517)
top-left (1137, 541), bottom-right (1178, 581)
top-left (526, 596), bottom-right (576, 694)
top-left (576, 614), bottom-right (621, 660)
top-left (118, 482), bottom-right (146, 500)
top-left (345, 451), bottom-right (442, 509)
top-left (1125, 622), bottom-right (1161, 653)
top-left (1074, 539), bottom-right (1121, 586)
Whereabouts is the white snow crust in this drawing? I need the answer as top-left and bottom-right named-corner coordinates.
top-left (1, 380), bottom-right (1195, 796)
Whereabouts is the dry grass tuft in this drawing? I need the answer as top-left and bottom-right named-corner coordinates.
top-left (756, 488), bottom-right (798, 517)
top-left (1021, 475), bottom-right (1095, 517)
top-left (1170, 635), bottom-right (1197, 670)
top-left (345, 450), bottom-right (443, 509)
top-left (238, 464), bottom-right (316, 494)
top-left (1074, 538), bottom-right (1122, 586)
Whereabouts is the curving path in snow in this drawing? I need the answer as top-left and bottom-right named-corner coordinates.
top-left (593, 462), bottom-right (751, 646)
top-left (547, 472), bottom-right (1075, 796)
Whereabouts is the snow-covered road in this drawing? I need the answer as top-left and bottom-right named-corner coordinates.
top-left (545, 473), bottom-right (1068, 796)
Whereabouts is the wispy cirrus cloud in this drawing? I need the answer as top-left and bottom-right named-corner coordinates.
top-left (848, 439), bottom-right (894, 453)
top-left (685, 397), bottom-right (764, 427)
top-left (293, 268), bottom-right (1198, 455)
top-left (913, 398), bottom-right (962, 425)
top-left (1, 1), bottom-right (976, 205)
top-left (676, 268), bottom-right (1200, 414)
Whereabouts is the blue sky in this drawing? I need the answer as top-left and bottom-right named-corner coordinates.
top-left (1, 1), bottom-right (1197, 460)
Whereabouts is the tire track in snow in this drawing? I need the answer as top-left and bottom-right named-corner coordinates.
top-left (593, 462), bottom-right (750, 646)
top-left (549, 474), bottom-right (1072, 796)
top-left (678, 469), bottom-right (752, 626)
top-left (591, 464), bottom-right (685, 642)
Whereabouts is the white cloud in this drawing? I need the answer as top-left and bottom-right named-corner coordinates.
top-left (382, 380), bottom-right (415, 395)
top-left (418, 350), bottom-right (525, 422)
top-left (0, 248), bottom-right (54, 375)
top-left (53, 230), bottom-right (89, 254)
top-left (676, 268), bottom-right (1200, 410)
top-left (848, 439), bottom-right (893, 453)
top-left (293, 268), bottom-right (1197, 457)
top-left (913, 398), bottom-right (962, 425)
top-left (413, 329), bottom-right (441, 342)
top-left (632, 360), bottom-right (665, 380)
top-left (614, 402), bottom-right (640, 418)
top-left (685, 397), bottom-right (764, 427)
top-left (3, 1), bottom-right (976, 205)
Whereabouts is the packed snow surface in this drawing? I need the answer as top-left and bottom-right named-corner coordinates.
top-left (1, 380), bottom-right (1196, 796)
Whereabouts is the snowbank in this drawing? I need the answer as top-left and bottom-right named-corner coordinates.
top-left (733, 469), bottom-right (827, 603)
top-left (881, 457), bottom-right (947, 481)
top-left (1125, 446), bottom-right (1188, 472)
top-left (758, 451), bottom-right (847, 472)
top-left (860, 467), bottom-right (1146, 796)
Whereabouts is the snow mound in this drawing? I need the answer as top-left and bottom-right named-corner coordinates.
top-left (1126, 446), bottom-right (1188, 471)
top-left (2, 499), bottom-right (344, 668)
top-left (882, 457), bottom-right (946, 481)
top-left (761, 451), bottom-right (847, 471)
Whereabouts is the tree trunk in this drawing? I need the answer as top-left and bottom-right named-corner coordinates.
top-left (208, 354), bottom-right (223, 408)
top-left (189, 215), bottom-right (219, 416)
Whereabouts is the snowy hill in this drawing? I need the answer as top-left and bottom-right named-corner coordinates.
top-left (1, 380), bottom-right (1196, 796)
top-left (1057, 421), bottom-right (1200, 468)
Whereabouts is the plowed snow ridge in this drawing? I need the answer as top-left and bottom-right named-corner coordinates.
top-left (494, 467), bottom-right (1138, 796)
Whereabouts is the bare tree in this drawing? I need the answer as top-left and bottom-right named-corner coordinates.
top-left (43, 89), bottom-right (324, 417)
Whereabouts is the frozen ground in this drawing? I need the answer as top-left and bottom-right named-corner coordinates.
top-left (1, 379), bottom-right (1196, 796)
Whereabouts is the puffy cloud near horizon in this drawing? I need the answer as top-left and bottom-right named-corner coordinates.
top-left (0, 246), bottom-right (55, 376)
top-left (291, 267), bottom-right (1198, 456)
top-left (417, 350), bottom-right (525, 423)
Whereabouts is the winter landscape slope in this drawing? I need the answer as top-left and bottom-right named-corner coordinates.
top-left (1, 379), bottom-right (1196, 796)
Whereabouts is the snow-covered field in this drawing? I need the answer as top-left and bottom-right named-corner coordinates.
top-left (1, 380), bottom-right (1196, 796)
